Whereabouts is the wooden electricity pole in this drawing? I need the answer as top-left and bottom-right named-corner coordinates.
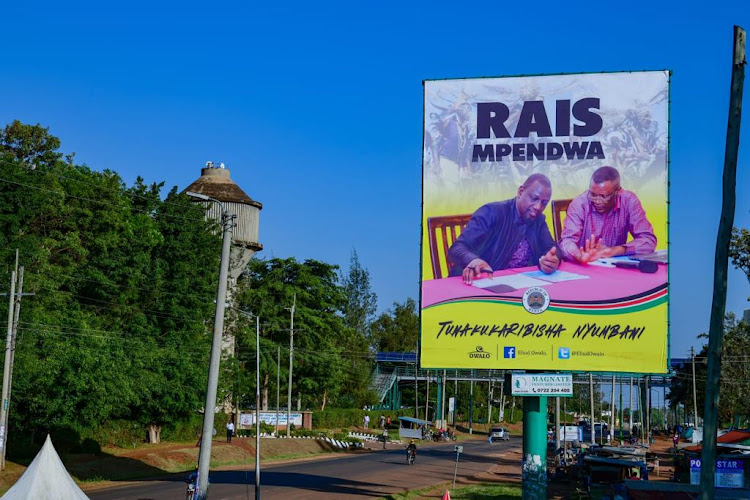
top-left (701, 26), bottom-right (746, 499)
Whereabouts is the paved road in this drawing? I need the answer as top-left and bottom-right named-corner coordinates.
top-left (88, 438), bottom-right (519, 500)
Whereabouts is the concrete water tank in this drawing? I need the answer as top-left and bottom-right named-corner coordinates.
top-left (183, 162), bottom-right (262, 279)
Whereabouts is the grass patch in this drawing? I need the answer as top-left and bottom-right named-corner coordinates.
top-left (382, 482), bottom-right (521, 500)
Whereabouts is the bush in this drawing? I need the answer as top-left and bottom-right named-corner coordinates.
top-left (161, 414), bottom-right (204, 442)
top-left (332, 433), bottom-right (361, 444)
top-left (291, 429), bottom-right (324, 438)
top-left (313, 409), bottom-right (411, 429)
top-left (82, 420), bottom-right (144, 449)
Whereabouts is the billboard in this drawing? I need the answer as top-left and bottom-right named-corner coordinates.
top-left (421, 71), bottom-right (669, 373)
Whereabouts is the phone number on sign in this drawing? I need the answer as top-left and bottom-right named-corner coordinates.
top-left (531, 388), bottom-right (572, 394)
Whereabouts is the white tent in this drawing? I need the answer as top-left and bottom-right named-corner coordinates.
top-left (2, 434), bottom-right (89, 499)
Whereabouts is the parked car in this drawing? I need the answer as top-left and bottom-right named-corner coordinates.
top-left (489, 427), bottom-right (510, 443)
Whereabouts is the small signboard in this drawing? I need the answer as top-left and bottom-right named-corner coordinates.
top-left (454, 445), bottom-right (463, 453)
top-left (558, 425), bottom-right (583, 443)
top-left (690, 458), bottom-right (744, 488)
top-left (511, 373), bottom-right (573, 397)
top-left (240, 412), bottom-right (303, 427)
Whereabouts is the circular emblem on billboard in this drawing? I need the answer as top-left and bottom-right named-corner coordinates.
top-left (522, 287), bottom-right (550, 314)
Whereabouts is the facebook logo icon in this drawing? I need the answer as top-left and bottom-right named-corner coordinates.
top-left (558, 347), bottom-right (570, 359)
top-left (503, 347), bottom-right (516, 359)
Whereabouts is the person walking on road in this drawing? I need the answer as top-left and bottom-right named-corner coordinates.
top-left (226, 420), bottom-right (235, 443)
top-left (363, 414), bottom-right (370, 430)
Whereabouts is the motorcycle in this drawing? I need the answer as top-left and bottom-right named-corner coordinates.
top-left (406, 448), bottom-right (416, 465)
top-left (184, 470), bottom-right (199, 500)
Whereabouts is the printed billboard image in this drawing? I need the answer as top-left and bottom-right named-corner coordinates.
top-left (421, 71), bottom-right (669, 373)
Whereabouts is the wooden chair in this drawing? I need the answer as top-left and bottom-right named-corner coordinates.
top-left (551, 199), bottom-right (573, 243)
top-left (427, 214), bottom-right (472, 279)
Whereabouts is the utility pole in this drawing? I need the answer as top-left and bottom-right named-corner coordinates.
top-left (414, 343), bottom-right (418, 420)
top-left (645, 377), bottom-right (650, 442)
top-left (454, 370), bottom-right (458, 424)
top-left (499, 372), bottom-right (505, 422)
top-left (2, 266), bottom-right (28, 470)
top-left (0, 271), bottom-right (16, 470)
top-left (619, 377), bottom-right (624, 445)
top-left (487, 378), bottom-right (493, 426)
top-left (0, 257), bottom-right (32, 471)
top-left (254, 315), bottom-right (260, 500)
top-left (692, 347), bottom-right (699, 427)
top-left (425, 371), bottom-right (430, 421)
top-left (610, 376), bottom-right (616, 443)
top-left (702, 26), bottom-right (746, 500)
top-left (469, 372), bottom-right (474, 434)
top-left (286, 294), bottom-right (295, 438)
top-left (589, 374), bottom-right (595, 445)
top-left (441, 370), bottom-right (446, 427)
top-left (629, 377), bottom-right (634, 435)
top-left (275, 346), bottom-right (280, 437)
top-left (188, 191), bottom-right (234, 500)
top-left (555, 397), bottom-right (560, 450)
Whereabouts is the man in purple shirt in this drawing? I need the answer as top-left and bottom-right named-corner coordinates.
top-left (448, 174), bottom-right (560, 283)
top-left (559, 166), bottom-right (656, 262)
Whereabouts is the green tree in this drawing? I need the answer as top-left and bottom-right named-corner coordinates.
top-left (668, 315), bottom-right (750, 426)
top-left (369, 298), bottom-right (419, 352)
top-left (0, 120), bottom-right (62, 166)
top-left (234, 258), bottom-right (351, 411)
top-left (340, 249), bottom-right (377, 336)
top-left (729, 227), bottom-right (750, 284)
top-left (0, 121), bottom-right (219, 447)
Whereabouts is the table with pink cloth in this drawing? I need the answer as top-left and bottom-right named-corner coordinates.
top-left (422, 261), bottom-right (667, 308)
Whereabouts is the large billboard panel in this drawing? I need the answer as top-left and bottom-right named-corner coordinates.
top-left (421, 71), bottom-right (669, 373)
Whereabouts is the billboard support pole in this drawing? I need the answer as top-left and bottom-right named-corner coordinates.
top-left (702, 26), bottom-right (746, 499)
top-left (522, 396), bottom-right (548, 499)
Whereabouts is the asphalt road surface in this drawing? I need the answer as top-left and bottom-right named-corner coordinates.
top-left (87, 438), bottom-right (519, 500)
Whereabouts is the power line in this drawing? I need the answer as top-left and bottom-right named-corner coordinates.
top-left (29, 283), bottom-right (212, 324)
top-left (0, 157), bottom-right (204, 216)
top-left (0, 175), bottom-right (208, 225)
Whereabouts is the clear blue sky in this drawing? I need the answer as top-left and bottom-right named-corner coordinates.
top-left (1, 2), bottom-right (749, 361)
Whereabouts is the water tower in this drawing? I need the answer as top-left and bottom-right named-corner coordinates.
top-left (183, 161), bottom-right (262, 281)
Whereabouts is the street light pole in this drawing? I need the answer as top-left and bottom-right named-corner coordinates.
top-left (0, 271), bottom-right (16, 470)
top-left (254, 314), bottom-right (260, 500)
top-left (188, 191), bottom-right (234, 500)
top-left (232, 308), bottom-right (261, 500)
top-left (286, 294), bottom-right (295, 437)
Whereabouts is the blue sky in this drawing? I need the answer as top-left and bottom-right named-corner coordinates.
top-left (1, 2), bottom-right (749, 362)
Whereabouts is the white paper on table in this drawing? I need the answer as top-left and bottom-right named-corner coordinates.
top-left (522, 270), bottom-right (590, 283)
top-left (472, 274), bottom-right (549, 290)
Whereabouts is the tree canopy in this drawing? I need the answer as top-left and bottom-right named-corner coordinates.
top-left (1, 122), bottom-right (220, 445)
top-left (0, 120), bottom-right (420, 448)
